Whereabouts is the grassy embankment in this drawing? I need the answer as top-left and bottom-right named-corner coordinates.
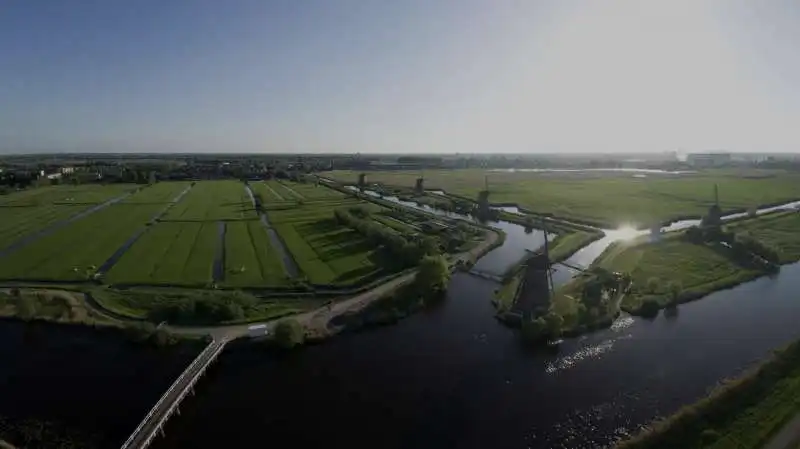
top-left (497, 210), bottom-right (800, 339)
top-left (323, 169), bottom-right (800, 229)
top-left (615, 338), bottom-right (800, 449)
top-left (596, 211), bottom-right (800, 315)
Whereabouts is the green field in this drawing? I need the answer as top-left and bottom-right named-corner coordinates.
top-left (0, 205), bottom-right (89, 249)
top-left (223, 220), bottom-right (289, 287)
top-left (0, 184), bottom-right (140, 249)
top-left (252, 180), bottom-right (347, 204)
top-left (104, 222), bottom-right (218, 285)
top-left (0, 183), bottom-right (136, 206)
top-left (121, 181), bottom-right (191, 204)
top-left (595, 236), bottom-right (762, 311)
top-left (726, 211), bottom-right (800, 264)
top-left (0, 202), bottom-right (164, 280)
top-left (163, 180), bottom-right (256, 221)
top-left (252, 181), bottom-right (288, 202)
top-left (323, 169), bottom-right (800, 228)
top-left (269, 199), bottom-right (397, 285)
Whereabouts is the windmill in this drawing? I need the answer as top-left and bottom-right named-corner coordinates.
top-left (415, 168), bottom-right (424, 193)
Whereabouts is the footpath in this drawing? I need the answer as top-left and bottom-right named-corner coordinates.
top-left (763, 413), bottom-right (800, 449)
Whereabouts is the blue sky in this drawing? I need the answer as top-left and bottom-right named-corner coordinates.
top-left (1, 0), bottom-right (799, 154)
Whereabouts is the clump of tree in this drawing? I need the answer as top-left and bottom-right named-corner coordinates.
top-left (733, 232), bottom-right (780, 264)
top-left (334, 208), bottom-right (440, 266)
top-left (273, 319), bottom-right (305, 349)
top-left (520, 312), bottom-right (565, 343)
top-left (123, 322), bottom-right (178, 347)
top-left (147, 292), bottom-right (255, 325)
top-left (414, 254), bottom-right (450, 297)
top-left (639, 298), bottom-right (661, 318)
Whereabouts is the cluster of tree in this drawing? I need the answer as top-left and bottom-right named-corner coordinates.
top-left (123, 322), bottom-right (179, 347)
top-left (413, 254), bottom-right (451, 294)
top-left (685, 226), bottom-right (779, 267)
top-left (272, 319), bottom-right (305, 349)
top-left (147, 293), bottom-right (256, 325)
top-left (333, 208), bottom-right (440, 266)
top-left (733, 233), bottom-right (780, 264)
top-left (521, 312), bottom-right (565, 342)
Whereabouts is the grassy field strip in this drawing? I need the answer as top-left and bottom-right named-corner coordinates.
top-left (726, 211), bottom-right (800, 264)
top-left (121, 181), bottom-right (191, 204)
top-left (223, 220), bottom-right (290, 287)
top-left (0, 205), bottom-right (92, 249)
top-left (105, 222), bottom-right (217, 285)
top-left (292, 182), bottom-right (347, 200)
top-left (278, 182), bottom-right (305, 200)
top-left (371, 215), bottom-right (417, 234)
top-left (0, 189), bottom-right (138, 259)
top-left (0, 184), bottom-right (137, 206)
top-left (273, 221), bottom-right (336, 282)
top-left (273, 217), bottom-right (388, 285)
top-left (0, 203), bottom-right (165, 280)
top-left (96, 183), bottom-right (198, 278)
top-left (163, 180), bottom-right (256, 221)
top-left (261, 181), bottom-right (286, 202)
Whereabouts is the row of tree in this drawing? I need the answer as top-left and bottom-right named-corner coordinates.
top-left (147, 294), bottom-right (257, 325)
top-left (333, 208), bottom-right (440, 266)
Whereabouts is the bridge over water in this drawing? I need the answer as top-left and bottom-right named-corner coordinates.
top-left (120, 337), bottom-right (228, 449)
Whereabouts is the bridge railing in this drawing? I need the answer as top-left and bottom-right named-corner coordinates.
top-left (120, 339), bottom-right (221, 449)
top-left (135, 339), bottom-right (228, 449)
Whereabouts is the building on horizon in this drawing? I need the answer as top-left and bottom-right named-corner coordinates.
top-left (686, 152), bottom-right (732, 168)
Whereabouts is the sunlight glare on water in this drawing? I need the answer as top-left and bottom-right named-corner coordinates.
top-left (605, 225), bottom-right (647, 242)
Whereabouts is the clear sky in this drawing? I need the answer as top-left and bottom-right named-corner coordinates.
top-left (1, 0), bottom-right (799, 154)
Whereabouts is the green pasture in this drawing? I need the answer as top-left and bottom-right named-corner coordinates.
top-left (323, 169), bottom-right (800, 228)
top-left (253, 181), bottom-right (288, 203)
top-left (596, 237), bottom-right (760, 310)
top-left (0, 203), bottom-right (164, 281)
top-left (223, 220), bottom-right (289, 287)
top-left (105, 222), bottom-right (217, 286)
top-left (726, 211), bottom-right (800, 264)
top-left (163, 180), bottom-right (256, 221)
top-left (121, 181), bottom-right (191, 204)
top-left (269, 201), bottom-right (396, 285)
top-left (0, 205), bottom-right (91, 249)
top-left (0, 183), bottom-right (136, 206)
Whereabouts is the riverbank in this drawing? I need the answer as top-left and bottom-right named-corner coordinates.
top-left (322, 168), bottom-right (800, 229)
top-left (615, 338), bottom-right (800, 449)
top-left (596, 212), bottom-right (800, 316)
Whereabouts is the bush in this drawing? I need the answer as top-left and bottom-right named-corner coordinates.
top-left (520, 317), bottom-right (547, 343)
top-left (273, 319), bottom-right (305, 349)
top-left (640, 298), bottom-right (661, 318)
top-left (16, 295), bottom-right (37, 321)
top-left (645, 277), bottom-right (661, 294)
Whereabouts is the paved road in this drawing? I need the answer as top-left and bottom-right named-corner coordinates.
top-left (121, 338), bottom-right (227, 449)
top-left (763, 413), bottom-right (800, 449)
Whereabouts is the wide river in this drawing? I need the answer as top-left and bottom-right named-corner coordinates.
top-left (2, 194), bottom-right (800, 449)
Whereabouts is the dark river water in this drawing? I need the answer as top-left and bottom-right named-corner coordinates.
top-left (0, 322), bottom-right (200, 448)
top-left (2, 192), bottom-right (800, 449)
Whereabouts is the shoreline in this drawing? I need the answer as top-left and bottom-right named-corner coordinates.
top-left (615, 338), bottom-right (800, 449)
